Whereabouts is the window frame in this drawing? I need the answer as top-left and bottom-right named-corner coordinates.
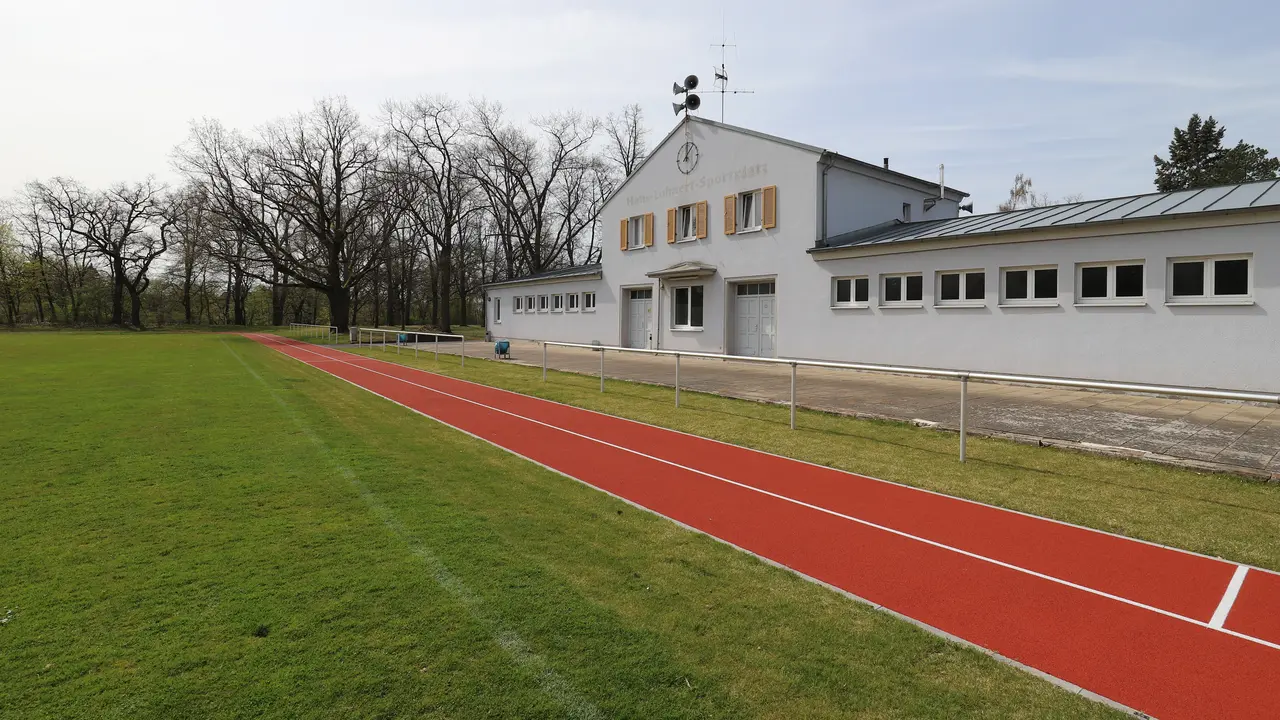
top-left (626, 215), bottom-right (645, 249)
top-left (1165, 254), bottom-right (1253, 305)
top-left (935, 269), bottom-right (986, 308)
top-left (737, 189), bottom-right (764, 233)
top-left (676, 203), bottom-right (698, 242)
top-left (513, 295), bottom-right (523, 314)
top-left (566, 292), bottom-right (580, 312)
top-left (879, 272), bottom-right (924, 308)
top-left (493, 296), bottom-right (502, 323)
top-left (1000, 265), bottom-right (1059, 307)
top-left (537, 294), bottom-right (549, 313)
top-left (551, 294), bottom-right (564, 312)
top-left (1074, 261), bottom-right (1147, 306)
top-left (525, 295), bottom-right (535, 313)
top-left (832, 276), bottom-right (869, 309)
top-left (582, 291), bottom-right (596, 312)
top-left (671, 284), bottom-right (705, 331)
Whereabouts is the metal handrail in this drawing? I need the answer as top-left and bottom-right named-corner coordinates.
top-left (540, 340), bottom-right (1280, 463)
top-left (288, 322), bottom-right (338, 342)
top-left (352, 327), bottom-right (467, 367)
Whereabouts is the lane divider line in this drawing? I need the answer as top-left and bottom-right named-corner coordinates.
top-left (256, 335), bottom-right (1280, 653)
top-left (327, 335), bottom-right (1279, 580)
top-left (1210, 566), bottom-right (1251, 630)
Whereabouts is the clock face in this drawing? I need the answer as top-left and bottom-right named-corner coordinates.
top-left (676, 141), bottom-right (699, 174)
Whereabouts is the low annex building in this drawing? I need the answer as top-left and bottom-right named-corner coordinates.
top-left (484, 116), bottom-right (1279, 392)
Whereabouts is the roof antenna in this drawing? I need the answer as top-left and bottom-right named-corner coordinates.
top-left (707, 30), bottom-right (755, 122)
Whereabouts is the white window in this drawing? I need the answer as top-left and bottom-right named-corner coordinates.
top-left (513, 296), bottom-right (523, 313)
top-left (552, 294), bottom-right (564, 312)
top-left (627, 216), bottom-right (645, 249)
top-left (567, 293), bottom-right (580, 312)
top-left (676, 204), bottom-right (698, 241)
top-left (833, 276), bottom-right (869, 307)
top-left (1001, 265), bottom-right (1058, 306)
top-left (881, 273), bottom-right (923, 306)
top-left (738, 189), bottom-right (763, 232)
top-left (525, 295), bottom-right (534, 312)
top-left (936, 270), bottom-right (986, 307)
top-left (538, 295), bottom-right (549, 312)
top-left (902, 203), bottom-right (912, 222)
top-left (672, 285), bottom-right (704, 329)
top-left (1167, 254), bottom-right (1252, 304)
top-left (582, 291), bottom-right (596, 312)
top-left (493, 297), bottom-right (502, 323)
top-left (1076, 261), bottom-right (1145, 305)
top-left (736, 281), bottom-right (774, 296)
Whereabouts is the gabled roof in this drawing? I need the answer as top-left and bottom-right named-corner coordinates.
top-left (603, 116), bottom-right (968, 209)
top-left (645, 260), bottom-right (718, 279)
top-left (482, 263), bottom-right (602, 289)
top-left (811, 179), bottom-right (1280, 253)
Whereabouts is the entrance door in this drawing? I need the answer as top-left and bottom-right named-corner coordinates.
top-left (627, 288), bottom-right (653, 348)
top-left (733, 281), bottom-right (776, 357)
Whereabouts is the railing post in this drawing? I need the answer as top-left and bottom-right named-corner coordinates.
top-left (543, 343), bottom-right (548, 381)
top-left (414, 333), bottom-right (419, 359)
top-left (461, 336), bottom-right (466, 368)
top-left (675, 353), bottom-right (681, 407)
top-left (382, 330), bottom-right (386, 352)
top-left (397, 332), bottom-right (401, 354)
top-left (790, 362), bottom-right (798, 430)
top-left (959, 374), bottom-right (969, 463)
top-left (600, 349), bottom-right (605, 392)
top-left (435, 334), bottom-right (439, 361)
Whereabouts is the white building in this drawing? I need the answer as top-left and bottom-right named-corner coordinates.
top-left (484, 116), bottom-right (1279, 392)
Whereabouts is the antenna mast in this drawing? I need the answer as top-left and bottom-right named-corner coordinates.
top-left (708, 35), bottom-right (755, 122)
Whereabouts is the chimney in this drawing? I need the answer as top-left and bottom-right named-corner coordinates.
top-left (883, 157), bottom-right (889, 170)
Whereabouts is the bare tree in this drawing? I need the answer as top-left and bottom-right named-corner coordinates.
top-left (604, 103), bottom-right (648, 177)
top-left (997, 173), bottom-right (1082, 212)
top-left (0, 223), bottom-right (21, 324)
top-left (179, 98), bottom-right (392, 332)
top-left (468, 102), bottom-right (605, 275)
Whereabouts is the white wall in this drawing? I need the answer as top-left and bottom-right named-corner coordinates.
top-left (597, 120), bottom-right (822, 353)
top-left (800, 220), bottom-right (1279, 390)
top-left (485, 277), bottom-right (612, 345)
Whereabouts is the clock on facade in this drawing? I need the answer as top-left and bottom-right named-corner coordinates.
top-left (676, 141), bottom-right (699, 174)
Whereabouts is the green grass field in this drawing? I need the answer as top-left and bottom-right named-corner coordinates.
top-left (344, 343), bottom-right (1280, 573)
top-left (0, 332), bottom-right (1126, 718)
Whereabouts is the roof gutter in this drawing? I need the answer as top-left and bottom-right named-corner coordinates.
top-left (818, 152), bottom-right (836, 248)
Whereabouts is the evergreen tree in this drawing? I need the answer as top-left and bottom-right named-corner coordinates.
top-left (1154, 114), bottom-right (1280, 191)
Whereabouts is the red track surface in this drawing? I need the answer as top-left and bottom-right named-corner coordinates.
top-left (251, 334), bottom-right (1280, 719)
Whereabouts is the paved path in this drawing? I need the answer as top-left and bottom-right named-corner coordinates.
top-left (386, 337), bottom-right (1280, 479)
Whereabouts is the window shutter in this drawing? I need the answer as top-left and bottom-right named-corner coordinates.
top-left (696, 201), bottom-right (708, 239)
top-left (763, 186), bottom-right (777, 229)
top-left (666, 207), bottom-right (677, 243)
top-left (619, 218), bottom-right (628, 251)
top-left (724, 195), bottom-right (736, 235)
top-left (644, 212), bottom-right (655, 247)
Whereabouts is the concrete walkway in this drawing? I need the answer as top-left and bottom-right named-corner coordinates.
top-left (398, 338), bottom-right (1280, 480)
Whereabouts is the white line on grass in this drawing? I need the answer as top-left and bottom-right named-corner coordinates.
top-left (265, 336), bottom-right (1280, 654)
top-left (225, 339), bottom-right (603, 720)
top-left (1210, 566), bottom-right (1251, 630)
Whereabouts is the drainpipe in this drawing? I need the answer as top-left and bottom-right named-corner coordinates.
top-left (655, 278), bottom-right (662, 349)
top-left (818, 152), bottom-right (835, 247)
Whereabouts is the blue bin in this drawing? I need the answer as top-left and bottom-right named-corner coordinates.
top-left (495, 340), bottom-right (511, 358)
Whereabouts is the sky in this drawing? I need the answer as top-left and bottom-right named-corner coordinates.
top-left (4, 0), bottom-right (1280, 212)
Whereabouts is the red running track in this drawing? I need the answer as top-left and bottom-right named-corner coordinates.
top-left (251, 334), bottom-right (1280, 719)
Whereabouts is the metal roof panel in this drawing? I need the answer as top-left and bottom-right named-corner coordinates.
top-left (1250, 181), bottom-right (1280, 208)
top-left (1171, 185), bottom-right (1238, 214)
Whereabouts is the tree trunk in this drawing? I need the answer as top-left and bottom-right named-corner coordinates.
top-left (271, 269), bottom-right (286, 326)
top-left (129, 290), bottom-right (142, 328)
top-left (327, 287), bottom-right (351, 333)
top-left (110, 263), bottom-right (125, 326)
top-left (439, 242), bottom-right (453, 334)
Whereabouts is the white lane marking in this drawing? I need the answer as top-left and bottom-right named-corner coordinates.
top-left (256, 335), bottom-right (1280, 653)
top-left (308, 335), bottom-right (1278, 579)
top-left (1210, 566), bottom-right (1251, 630)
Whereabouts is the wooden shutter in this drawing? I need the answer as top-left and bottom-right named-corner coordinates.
top-left (619, 218), bottom-right (628, 251)
top-left (723, 195), bottom-right (736, 235)
top-left (763, 186), bottom-right (777, 229)
top-left (643, 212), bottom-right (655, 246)
top-left (666, 207), bottom-right (677, 243)
top-left (696, 201), bottom-right (708, 239)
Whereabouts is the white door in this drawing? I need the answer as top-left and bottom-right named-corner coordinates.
top-left (734, 281), bottom-right (777, 357)
top-left (627, 288), bottom-right (653, 348)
